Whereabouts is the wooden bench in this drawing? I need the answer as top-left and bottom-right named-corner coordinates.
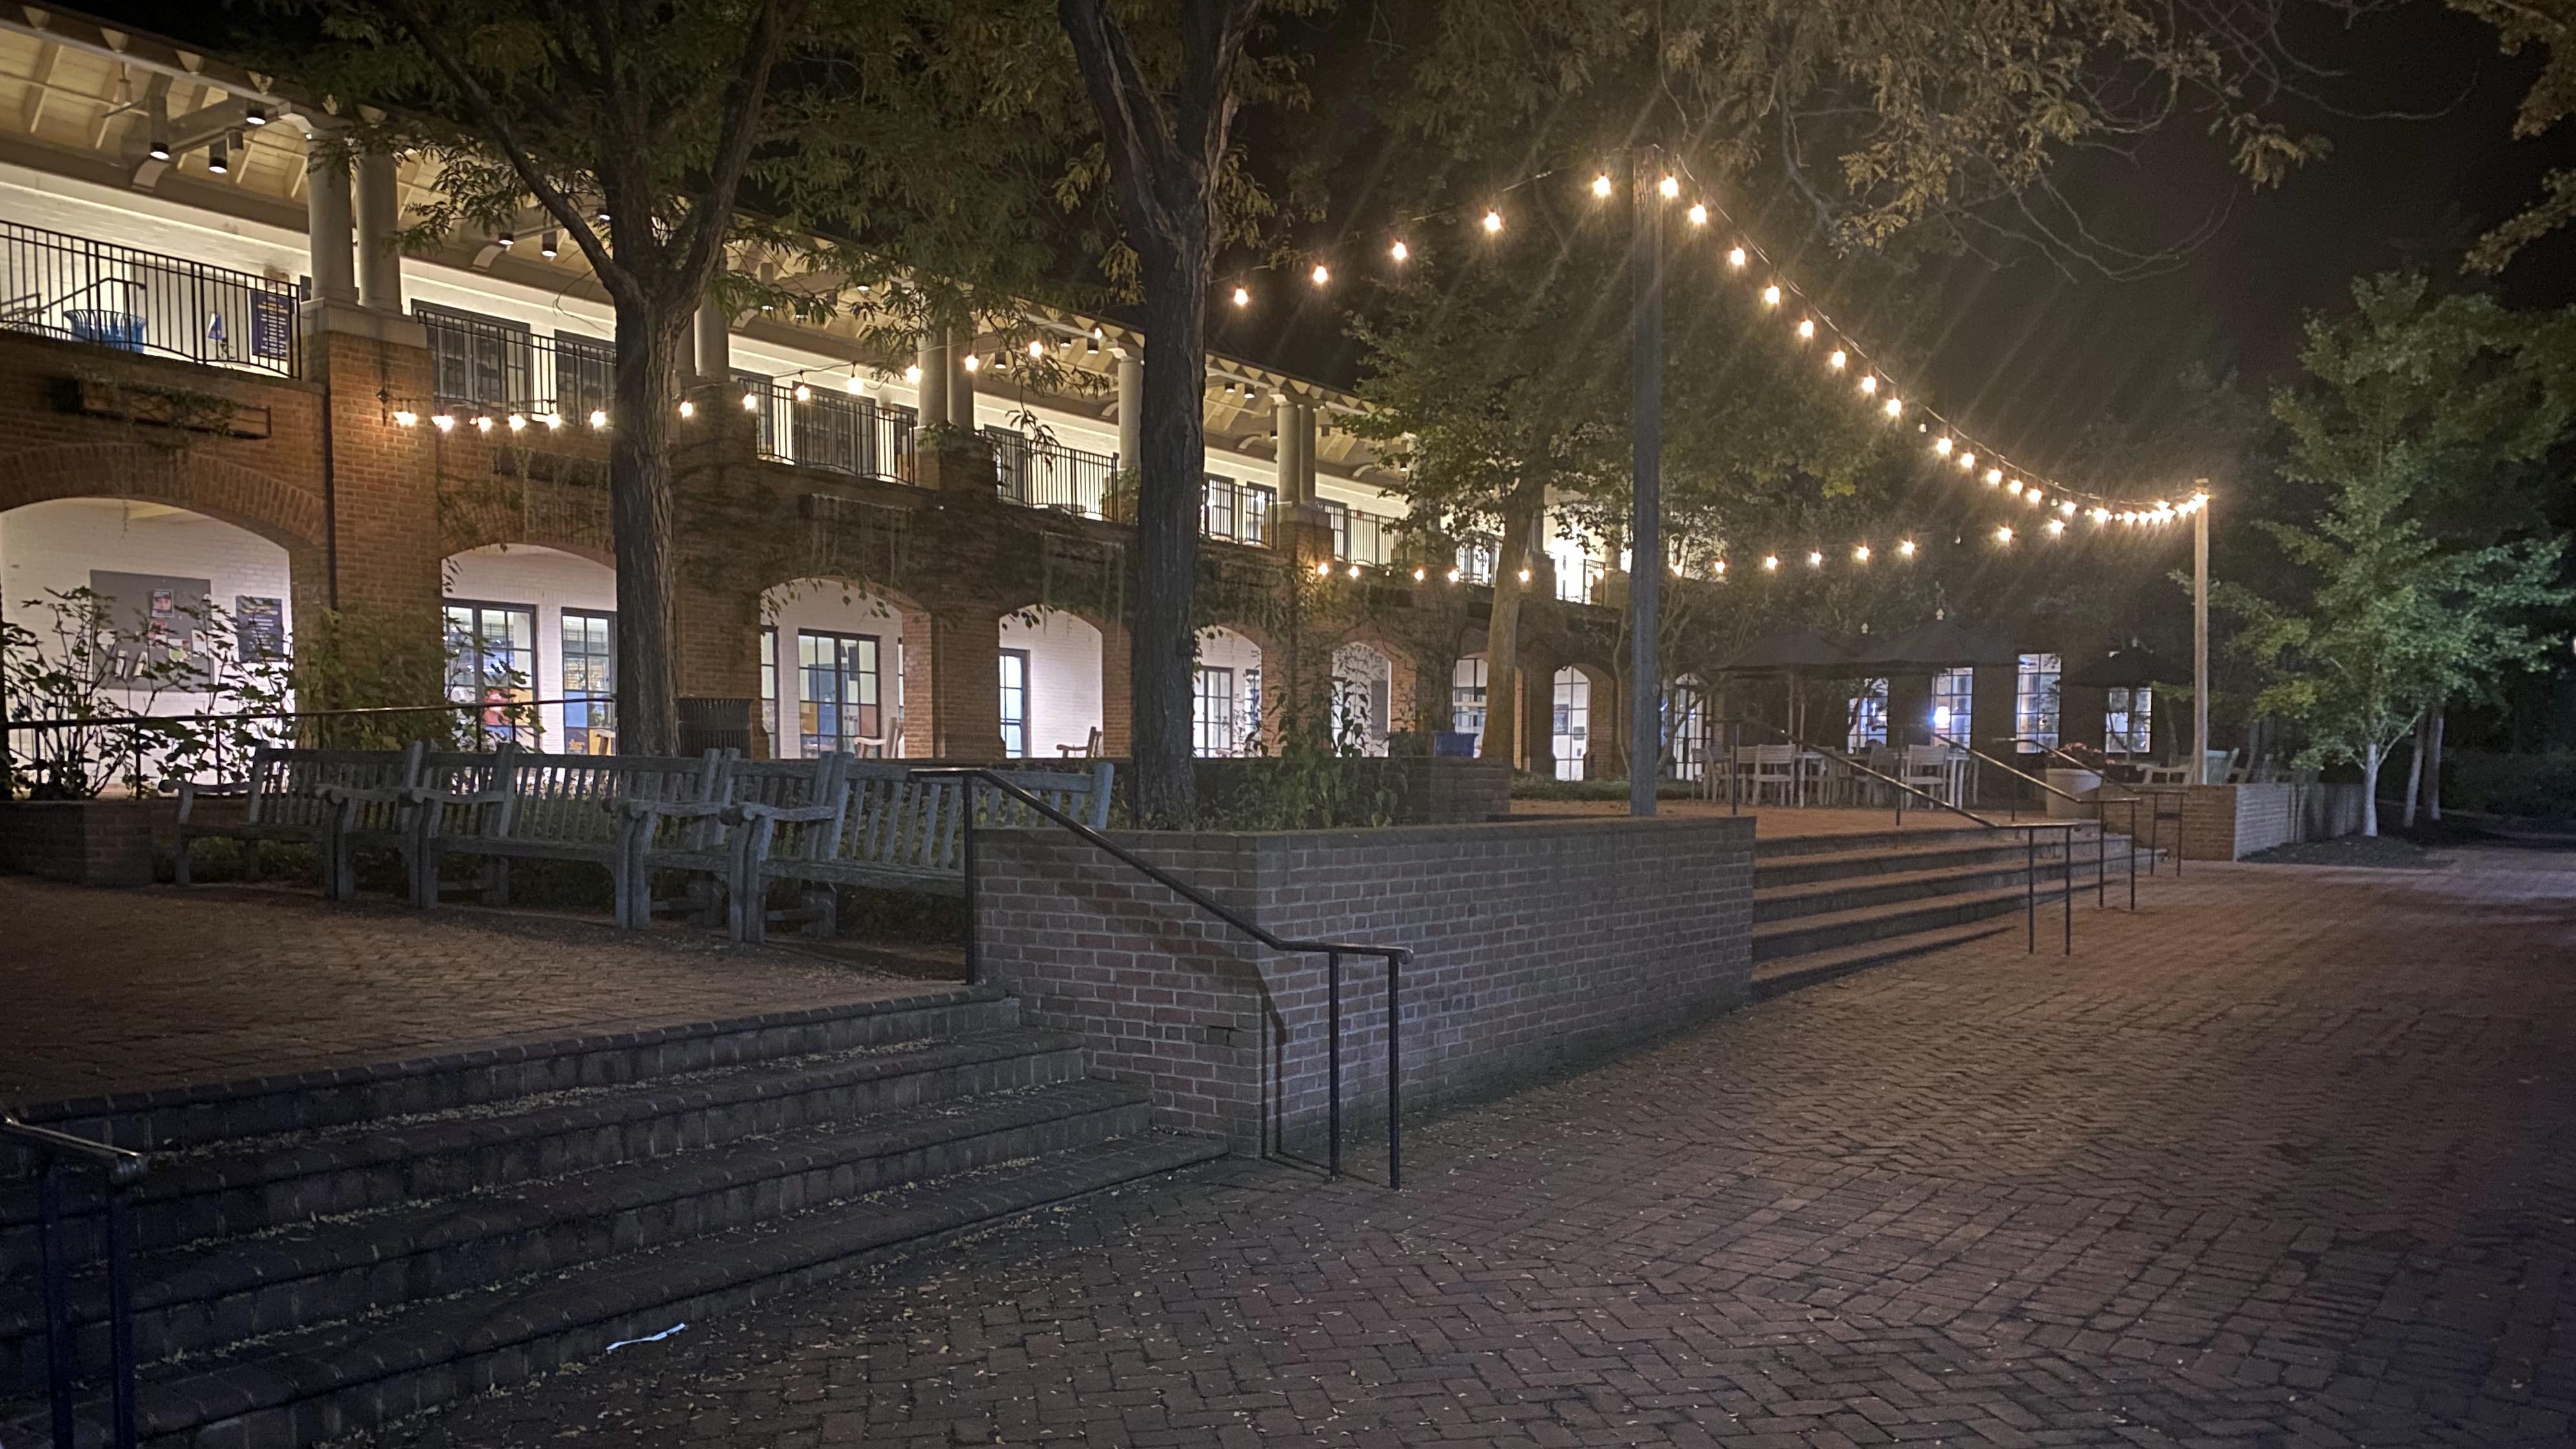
top-left (629, 754), bottom-right (850, 938)
top-left (730, 761), bottom-right (1114, 944)
top-left (409, 750), bottom-right (730, 928)
top-left (317, 747), bottom-right (521, 903)
top-left (175, 744), bottom-right (425, 886)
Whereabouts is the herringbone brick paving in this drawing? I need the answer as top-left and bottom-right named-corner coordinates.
top-left (331, 846), bottom-right (2570, 1446)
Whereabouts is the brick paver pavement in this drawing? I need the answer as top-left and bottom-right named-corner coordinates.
top-left (335, 846), bottom-right (2574, 1446)
top-left (1, 880), bottom-right (925, 1104)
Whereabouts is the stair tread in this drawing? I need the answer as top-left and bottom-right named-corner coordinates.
top-left (1757, 851), bottom-right (2134, 906)
top-left (1751, 920), bottom-right (2019, 998)
top-left (1754, 878), bottom-right (2093, 944)
top-left (3, 1028), bottom-right (1092, 1225)
top-left (4, 1132), bottom-right (1223, 1443)
top-left (1756, 833), bottom-right (2099, 874)
top-left (1, 1077), bottom-right (1151, 1340)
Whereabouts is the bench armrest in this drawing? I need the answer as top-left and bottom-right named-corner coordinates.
top-left (318, 783), bottom-right (409, 806)
top-left (730, 802), bottom-right (841, 826)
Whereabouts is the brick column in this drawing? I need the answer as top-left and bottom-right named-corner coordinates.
top-left (675, 576), bottom-right (765, 747)
top-left (302, 309), bottom-right (443, 702)
top-left (901, 601), bottom-right (1007, 761)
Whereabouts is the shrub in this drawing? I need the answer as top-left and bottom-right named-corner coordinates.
top-left (2443, 750), bottom-right (2576, 821)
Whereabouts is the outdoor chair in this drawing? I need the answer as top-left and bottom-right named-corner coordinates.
top-left (1902, 744), bottom-right (1960, 807)
top-left (1749, 745), bottom-right (1800, 806)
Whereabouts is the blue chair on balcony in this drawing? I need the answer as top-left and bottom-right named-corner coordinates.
top-left (65, 308), bottom-right (147, 352)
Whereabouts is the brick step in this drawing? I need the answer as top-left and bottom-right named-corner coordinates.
top-left (2, 985), bottom-right (1017, 1162)
top-left (1752, 871), bottom-right (2110, 964)
top-left (1748, 919), bottom-right (2019, 1000)
top-left (0, 1077), bottom-right (1151, 1392)
top-left (1749, 824), bottom-right (2011, 860)
top-left (1755, 833), bottom-right (2110, 890)
top-left (0, 1130), bottom-right (1225, 1449)
top-left (0, 1024), bottom-right (1088, 1274)
top-left (1756, 844), bottom-right (2149, 924)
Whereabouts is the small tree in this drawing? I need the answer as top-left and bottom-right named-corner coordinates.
top-left (2222, 483), bottom-right (2564, 836)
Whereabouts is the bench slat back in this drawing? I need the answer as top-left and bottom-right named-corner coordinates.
top-left (492, 751), bottom-right (727, 844)
top-left (247, 744), bottom-right (425, 829)
top-left (723, 755), bottom-right (850, 860)
top-left (976, 761), bottom-right (1116, 832)
top-left (820, 762), bottom-right (1113, 879)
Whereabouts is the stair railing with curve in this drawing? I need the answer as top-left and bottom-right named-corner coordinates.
top-left (2, 1116), bottom-right (149, 1449)
top-left (914, 766), bottom-right (1412, 1188)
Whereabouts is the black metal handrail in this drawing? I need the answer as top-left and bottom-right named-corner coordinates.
top-left (750, 379), bottom-right (918, 483)
top-left (0, 219), bottom-right (300, 378)
top-left (1712, 716), bottom-right (2094, 953)
top-left (985, 429), bottom-right (1118, 519)
top-left (3, 1116), bottom-right (149, 1449)
top-left (920, 766), bottom-right (1409, 1188)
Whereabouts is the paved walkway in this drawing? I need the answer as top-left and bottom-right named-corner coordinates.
top-left (343, 845), bottom-right (2576, 1448)
top-left (0, 881), bottom-right (924, 1105)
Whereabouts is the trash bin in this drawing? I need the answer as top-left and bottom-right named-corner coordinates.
top-left (2046, 767), bottom-right (2101, 819)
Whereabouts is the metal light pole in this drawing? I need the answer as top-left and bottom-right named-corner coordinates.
top-left (1629, 146), bottom-right (1664, 818)
top-left (2191, 480), bottom-right (2210, 784)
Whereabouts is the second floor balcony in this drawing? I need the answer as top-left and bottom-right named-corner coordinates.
top-left (0, 220), bottom-right (300, 378)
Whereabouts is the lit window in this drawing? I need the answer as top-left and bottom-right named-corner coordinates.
top-left (2015, 653), bottom-right (2062, 749)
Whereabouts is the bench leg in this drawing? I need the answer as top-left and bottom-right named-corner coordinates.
top-left (801, 886), bottom-right (837, 941)
top-left (480, 858), bottom-right (510, 909)
top-left (240, 840), bottom-right (266, 883)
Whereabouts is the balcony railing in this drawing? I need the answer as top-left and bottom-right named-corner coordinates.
top-left (423, 311), bottom-right (612, 420)
top-left (1555, 556), bottom-right (1607, 605)
top-left (986, 428), bottom-right (1118, 518)
top-left (751, 380), bottom-right (918, 484)
top-left (0, 220), bottom-right (300, 377)
top-left (1331, 502), bottom-right (1401, 568)
top-left (1203, 475), bottom-right (1273, 546)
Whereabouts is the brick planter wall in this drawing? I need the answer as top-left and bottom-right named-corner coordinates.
top-left (2168, 782), bottom-right (2373, 860)
top-left (974, 815), bottom-right (1756, 1156)
top-left (0, 798), bottom-right (163, 886)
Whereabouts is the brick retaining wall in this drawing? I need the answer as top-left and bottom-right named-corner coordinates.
top-left (974, 815), bottom-right (1756, 1155)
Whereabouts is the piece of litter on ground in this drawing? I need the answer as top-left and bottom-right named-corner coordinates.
top-left (605, 1323), bottom-right (688, 1352)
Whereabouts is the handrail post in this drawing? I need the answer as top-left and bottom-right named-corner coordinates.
top-left (1326, 951), bottom-right (1343, 1179)
top-left (2096, 805), bottom-right (2107, 909)
top-left (2025, 831), bottom-right (2036, 954)
top-left (2128, 798), bottom-right (2139, 910)
top-left (108, 1182), bottom-right (139, 1449)
top-left (1386, 949), bottom-right (1403, 1191)
top-left (962, 776), bottom-right (980, 986)
top-left (40, 1160), bottom-right (73, 1449)
top-left (2062, 828), bottom-right (2073, 956)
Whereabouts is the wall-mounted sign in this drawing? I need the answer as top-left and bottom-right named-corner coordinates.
top-left (250, 291), bottom-right (293, 361)
top-left (235, 595), bottom-right (286, 660)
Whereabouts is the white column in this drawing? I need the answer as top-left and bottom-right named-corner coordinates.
top-left (1113, 346), bottom-right (1142, 469)
top-left (915, 328), bottom-right (949, 427)
top-left (1295, 400), bottom-right (1320, 503)
top-left (1271, 391), bottom-right (1304, 504)
top-left (2193, 484), bottom-right (2211, 784)
top-left (302, 127), bottom-right (356, 305)
top-left (694, 294), bottom-right (731, 382)
top-left (948, 333), bottom-right (977, 431)
top-left (353, 151), bottom-right (403, 313)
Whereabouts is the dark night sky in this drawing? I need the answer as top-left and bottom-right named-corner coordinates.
top-left (1214, 1), bottom-right (2576, 483)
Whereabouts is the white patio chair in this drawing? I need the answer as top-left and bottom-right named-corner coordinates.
top-left (1902, 744), bottom-right (1958, 807)
top-left (1750, 745), bottom-right (1800, 806)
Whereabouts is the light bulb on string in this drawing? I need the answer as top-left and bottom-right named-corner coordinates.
top-left (1390, 240), bottom-right (1409, 262)
top-left (904, 365), bottom-right (922, 384)
top-left (1714, 559), bottom-right (1727, 575)
top-left (2090, 508), bottom-right (2110, 524)
top-left (1859, 374), bottom-right (1879, 395)
top-left (1996, 525), bottom-right (2014, 543)
top-left (1882, 396), bottom-right (1903, 418)
top-left (2046, 518), bottom-right (2066, 535)
top-left (794, 383), bottom-right (813, 401)
top-left (1763, 555), bottom-right (1779, 571)
top-left (588, 409), bottom-right (608, 429)
top-left (1592, 174), bottom-right (1613, 198)
top-left (2005, 478), bottom-right (2022, 495)
top-left (1958, 452), bottom-right (1975, 471)
top-left (1761, 284), bottom-right (1781, 307)
top-left (1827, 350), bottom-right (1846, 371)
top-left (1658, 175), bottom-right (1680, 198)
top-left (962, 354), bottom-right (980, 372)
top-left (1027, 340), bottom-right (1046, 359)
top-left (1806, 550), bottom-right (1823, 568)
top-left (1482, 210), bottom-right (1503, 234)
top-left (1853, 545), bottom-right (1871, 562)
top-left (1897, 539), bottom-right (1916, 557)
top-left (1686, 203), bottom-right (1707, 226)
top-left (1727, 247), bottom-right (1747, 268)
top-left (1985, 467), bottom-right (2004, 486)
top-left (1310, 264), bottom-right (1329, 286)
top-left (1796, 319), bottom-right (1814, 340)
top-left (1934, 437), bottom-right (1954, 456)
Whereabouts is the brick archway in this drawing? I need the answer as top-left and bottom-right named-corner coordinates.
top-left (0, 443), bottom-right (325, 552)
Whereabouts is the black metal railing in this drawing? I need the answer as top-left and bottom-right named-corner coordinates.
top-left (1203, 477), bottom-right (1274, 546)
top-left (749, 381), bottom-right (918, 483)
top-left (420, 312), bottom-right (612, 422)
top-left (4, 1116), bottom-right (150, 1449)
top-left (986, 430), bottom-right (1117, 518)
top-left (1711, 717), bottom-right (2092, 954)
top-left (0, 220), bottom-right (299, 378)
top-left (927, 766), bottom-right (1409, 1187)
top-left (1331, 502), bottom-right (1401, 568)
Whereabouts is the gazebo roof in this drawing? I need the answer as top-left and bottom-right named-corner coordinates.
top-left (1846, 618), bottom-right (2022, 671)
top-left (1720, 627), bottom-right (1862, 674)
top-left (2064, 646), bottom-right (2182, 689)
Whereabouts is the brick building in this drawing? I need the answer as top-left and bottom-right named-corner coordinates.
top-left (0, 6), bottom-right (2165, 783)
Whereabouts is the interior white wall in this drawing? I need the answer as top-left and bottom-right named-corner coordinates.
top-left (3, 495), bottom-right (295, 678)
top-left (1552, 667), bottom-right (1591, 780)
top-left (1000, 610), bottom-right (1103, 759)
top-left (440, 545), bottom-right (616, 747)
top-left (762, 581), bottom-right (908, 758)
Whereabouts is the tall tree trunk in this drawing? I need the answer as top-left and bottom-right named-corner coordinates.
top-left (2404, 712), bottom-right (2429, 827)
top-left (2426, 708), bottom-right (2445, 820)
top-left (1477, 483), bottom-right (1546, 770)
top-left (610, 303), bottom-right (685, 757)
top-left (1129, 269), bottom-right (1210, 822)
top-left (2361, 739), bottom-right (2382, 837)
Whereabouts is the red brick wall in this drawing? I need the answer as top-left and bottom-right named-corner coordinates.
top-left (974, 814), bottom-right (1756, 1154)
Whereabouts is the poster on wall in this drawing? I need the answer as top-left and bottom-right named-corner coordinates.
top-left (90, 570), bottom-right (211, 679)
top-left (235, 596), bottom-right (286, 660)
top-left (250, 291), bottom-right (293, 361)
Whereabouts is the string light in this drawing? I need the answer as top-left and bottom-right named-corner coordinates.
top-left (794, 383), bottom-right (814, 401)
top-left (1686, 203), bottom-right (1708, 225)
top-left (506, 412), bottom-right (527, 431)
top-left (1934, 437), bottom-right (1954, 456)
top-left (1763, 555), bottom-right (1779, 571)
top-left (963, 353), bottom-right (980, 372)
top-left (845, 375), bottom-right (865, 394)
top-left (1882, 396), bottom-right (1903, 418)
top-left (1796, 319), bottom-right (1814, 340)
top-left (1996, 525), bottom-right (2014, 543)
top-left (1727, 247), bottom-right (1748, 268)
top-left (1482, 210), bottom-right (1504, 234)
top-left (1390, 240), bottom-right (1409, 262)
top-left (1592, 174), bottom-right (1613, 197)
top-left (1027, 340), bottom-right (1046, 359)
top-left (679, 399), bottom-right (694, 418)
top-left (540, 412), bottom-right (563, 429)
top-left (1311, 264), bottom-right (1331, 286)
top-left (1897, 539), bottom-right (1916, 557)
top-left (473, 414), bottom-right (493, 432)
top-left (1859, 374), bottom-right (1879, 395)
top-left (905, 365), bottom-right (923, 384)
top-left (2046, 518), bottom-right (2066, 535)
top-left (1827, 349), bottom-right (1847, 370)
top-left (2006, 478), bottom-right (2022, 495)
top-left (1658, 175), bottom-right (1680, 199)
top-left (1958, 452), bottom-right (1976, 471)
top-left (1806, 550), bottom-right (1823, 568)
top-left (1761, 284), bottom-right (1781, 307)
top-left (1853, 544), bottom-right (1871, 562)
top-left (589, 409), bottom-right (608, 429)
top-left (1413, 567), bottom-right (1427, 581)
